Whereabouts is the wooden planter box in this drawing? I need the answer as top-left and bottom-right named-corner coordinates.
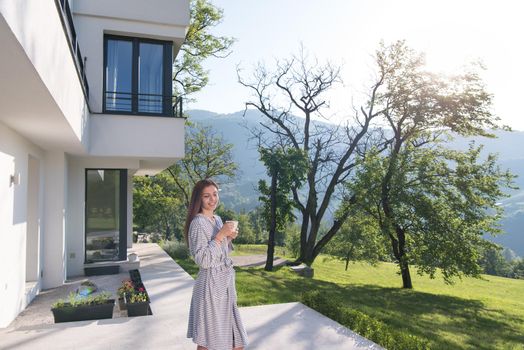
top-left (51, 300), bottom-right (115, 323)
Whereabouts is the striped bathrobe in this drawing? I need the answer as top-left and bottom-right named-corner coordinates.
top-left (187, 214), bottom-right (248, 350)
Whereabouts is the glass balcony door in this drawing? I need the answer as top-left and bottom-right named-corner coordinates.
top-left (138, 42), bottom-right (164, 113)
top-left (104, 35), bottom-right (172, 116)
top-left (85, 169), bottom-right (127, 263)
top-left (105, 39), bottom-right (133, 112)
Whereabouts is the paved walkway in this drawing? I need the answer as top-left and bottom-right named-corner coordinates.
top-left (0, 244), bottom-right (383, 350)
top-left (230, 255), bottom-right (288, 268)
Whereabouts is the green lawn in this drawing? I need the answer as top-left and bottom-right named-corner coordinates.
top-left (172, 245), bottom-right (524, 350)
top-left (230, 243), bottom-right (287, 257)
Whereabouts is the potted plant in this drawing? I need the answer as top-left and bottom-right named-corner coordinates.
top-left (51, 291), bottom-right (114, 323)
top-left (125, 289), bottom-right (151, 317)
top-left (117, 280), bottom-right (134, 310)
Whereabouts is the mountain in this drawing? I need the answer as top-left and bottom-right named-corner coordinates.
top-left (186, 109), bottom-right (524, 257)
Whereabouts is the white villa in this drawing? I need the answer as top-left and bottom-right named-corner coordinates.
top-left (0, 0), bottom-right (190, 328)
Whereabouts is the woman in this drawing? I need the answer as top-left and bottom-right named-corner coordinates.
top-left (185, 179), bottom-right (248, 350)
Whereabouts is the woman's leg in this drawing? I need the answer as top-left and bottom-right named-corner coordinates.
top-left (197, 346), bottom-right (208, 350)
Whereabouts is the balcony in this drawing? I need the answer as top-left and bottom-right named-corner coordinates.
top-left (55, 0), bottom-right (90, 101)
top-left (71, 0), bottom-right (190, 166)
top-left (88, 112), bottom-right (185, 173)
top-left (103, 92), bottom-right (183, 118)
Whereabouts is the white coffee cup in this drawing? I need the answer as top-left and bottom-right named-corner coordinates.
top-left (226, 220), bottom-right (238, 231)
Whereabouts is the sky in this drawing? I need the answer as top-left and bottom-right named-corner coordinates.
top-left (188, 0), bottom-right (524, 130)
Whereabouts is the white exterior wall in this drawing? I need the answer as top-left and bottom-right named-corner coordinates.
top-left (0, 122), bottom-right (44, 328)
top-left (73, 0), bottom-right (189, 30)
top-left (42, 152), bottom-right (68, 289)
top-left (65, 157), bottom-right (85, 278)
top-left (89, 115), bottom-right (185, 158)
top-left (0, 0), bottom-right (89, 153)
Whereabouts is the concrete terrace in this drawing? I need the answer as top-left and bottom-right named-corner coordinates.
top-left (0, 244), bottom-right (382, 350)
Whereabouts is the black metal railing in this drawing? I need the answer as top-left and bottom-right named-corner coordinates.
top-left (173, 95), bottom-right (183, 119)
top-left (104, 91), bottom-right (184, 118)
top-left (55, 0), bottom-right (89, 99)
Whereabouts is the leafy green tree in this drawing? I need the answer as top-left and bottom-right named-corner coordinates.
top-left (133, 173), bottom-right (184, 240)
top-left (213, 206), bottom-right (256, 243)
top-left (166, 123), bottom-right (238, 207)
top-left (510, 259), bottom-right (524, 279)
top-left (248, 206), bottom-right (267, 244)
top-left (133, 176), bottom-right (159, 231)
top-left (344, 41), bottom-right (515, 288)
top-left (502, 247), bottom-right (518, 262)
top-left (283, 223), bottom-right (301, 258)
top-left (173, 0), bottom-right (234, 99)
top-left (259, 147), bottom-right (308, 271)
top-left (326, 211), bottom-right (387, 271)
top-left (350, 143), bottom-right (514, 288)
top-left (366, 41), bottom-right (512, 288)
top-left (215, 204), bottom-right (235, 221)
top-left (480, 245), bottom-right (512, 277)
top-left (235, 213), bottom-right (256, 244)
top-left (134, 124), bottom-right (236, 240)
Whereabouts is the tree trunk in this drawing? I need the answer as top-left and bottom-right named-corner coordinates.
top-left (303, 252), bottom-right (314, 267)
top-left (302, 223), bottom-right (319, 266)
top-left (396, 227), bottom-right (412, 288)
top-left (165, 224), bottom-right (171, 241)
top-left (344, 245), bottom-right (355, 271)
top-left (399, 258), bottom-right (413, 289)
top-left (388, 226), bottom-right (412, 288)
top-left (265, 172), bottom-right (278, 271)
top-left (294, 213), bottom-right (310, 265)
top-left (380, 139), bottom-right (415, 288)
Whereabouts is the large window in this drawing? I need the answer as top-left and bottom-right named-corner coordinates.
top-left (104, 35), bottom-right (172, 116)
top-left (85, 169), bottom-right (127, 263)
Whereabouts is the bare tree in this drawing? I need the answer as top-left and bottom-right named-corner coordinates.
top-left (238, 49), bottom-right (386, 265)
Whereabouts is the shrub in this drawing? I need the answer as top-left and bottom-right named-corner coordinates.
top-left (284, 225), bottom-right (301, 258)
top-left (161, 240), bottom-right (189, 260)
top-left (302, 291), bottom-right (430, 350)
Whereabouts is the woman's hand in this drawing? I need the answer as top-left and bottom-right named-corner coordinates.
top-left (215, 222), bottom-right (237, 243)
top-left (229, 227), bottom-right (239, 240)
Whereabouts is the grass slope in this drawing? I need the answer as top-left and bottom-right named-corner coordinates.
top-left (174, 245), bottom-right (524, 350)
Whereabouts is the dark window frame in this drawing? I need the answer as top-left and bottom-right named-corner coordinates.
top-left (103, 35), bottom-right (173, 117)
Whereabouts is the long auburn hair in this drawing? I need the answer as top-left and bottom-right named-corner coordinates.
top-left (184, 179), bottom-right (219, 246)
